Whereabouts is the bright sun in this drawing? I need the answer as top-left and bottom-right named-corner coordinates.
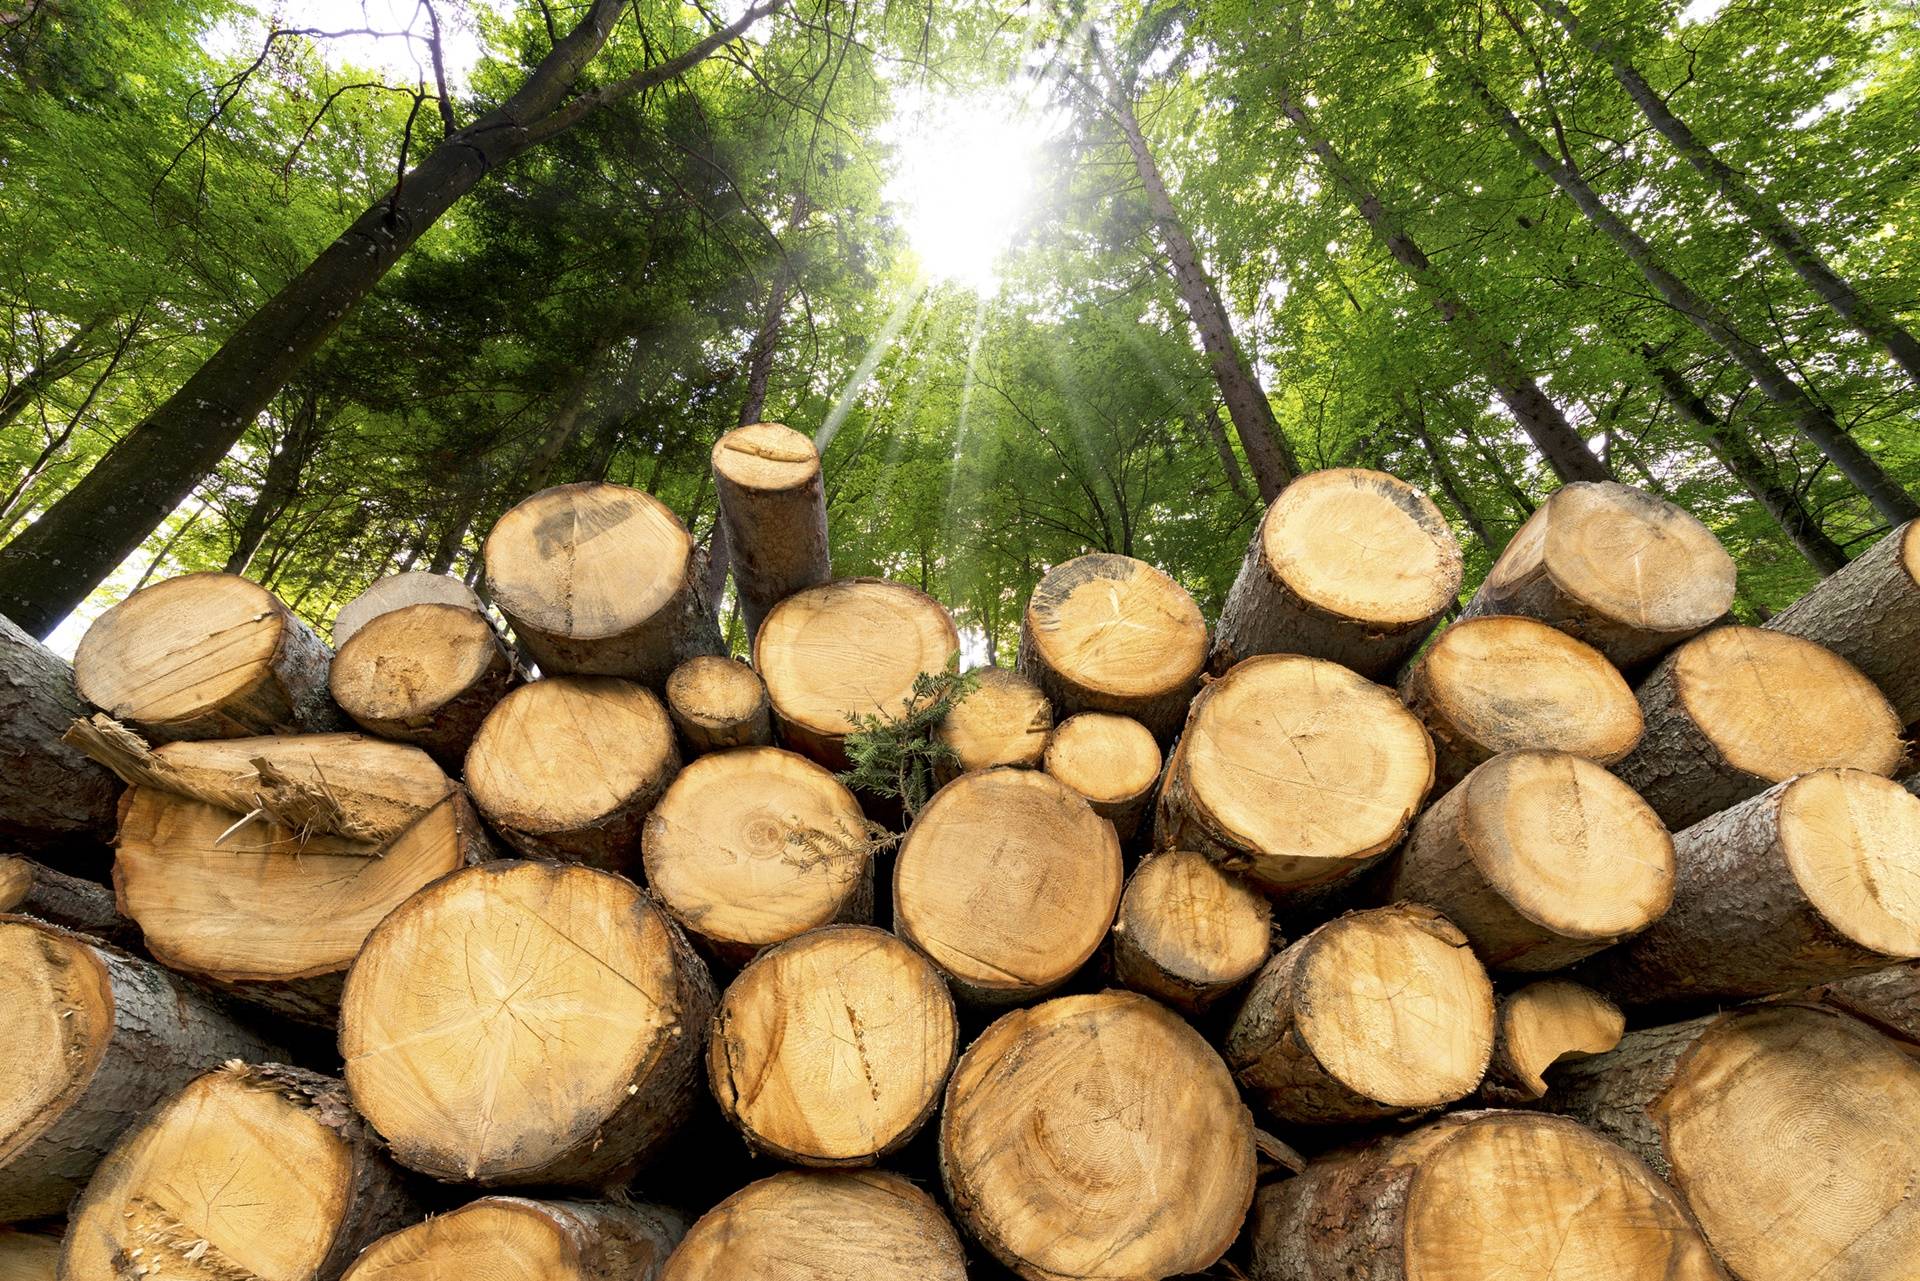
top-left (887, 91), bottom-right (1046, 294)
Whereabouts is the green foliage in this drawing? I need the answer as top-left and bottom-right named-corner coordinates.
top-left (836, 658), bottom-right (980, 823)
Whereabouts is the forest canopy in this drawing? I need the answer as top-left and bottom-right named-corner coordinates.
top-left (1, 0), bottom-right (1916, 658)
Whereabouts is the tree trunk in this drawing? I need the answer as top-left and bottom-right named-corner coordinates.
top-left (0, 313), bottom-right (105, 437)
top-left (1409, 397), bottom-right (1499, 553)
top-left (1766, 520), bottom-right (1920, 727)
top-left (0, 613), bottom-right (121, 861)
top-left (1276, 87), bottom-right (1611, 484)
top-left (331, 602), bottom-right (517, 767)
top-left (930, 666), bottom-right (1051, 781)
top-left (0, 857), bottom-right (139, 948)
top-left (663, 655), bottom-right (774, 755)
top-left (0, 309), bottom-right (142, 538)
top-left (1041, 711), bottom-right (1161, 840)
top-left (225, 385), bottom-right (324, 576)
top-left (521, 355), bottom-right (609, 495)
top-left (1193, 404), bottom-right (1251, 499)
top-left (1111, 850), bottom-right (1272, 1015)
top-left (662, 1172), bottom-right (967, 1281)
top-left (1480, 980), bottom-right (1624, 1105)
top-left (0, 0), bottom-right (783, 638)
top-left (710, 422), bottom-right (832, 641)
top-left (1803, 960), bottom-right (1920, 1051)
top-left (344, 1197), bottom-right (686, 1281)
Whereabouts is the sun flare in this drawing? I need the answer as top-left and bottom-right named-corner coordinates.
top-left (887, 91), bottom-right (1047, 294)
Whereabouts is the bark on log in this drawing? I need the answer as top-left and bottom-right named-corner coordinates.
top-left (0, 614), bottom-right (119, 859)
top-left (1156, 654), bottom-right (1433, 897)
top-left (1580, 769), bottom-right (1920, 1002)
top-left (932, 666), bottom-right (1051, 783)
top-left (1552, 1003), bottom-right (1920, 1281)
top-left (659, 1171), bottom-right (967, 1281)
top-left (1481, 980), bottom-right (1624, 1105)
top-left (340, 861), bottom-right (715, 1188)
top-left (1767, 519), bottom-right (1920, 727)
top-left (663, 655), bottom-right (773, 755)
top-left (483, 483), bottom-right (722, 685)
top-left (1399, 614), bottom-right (1642, 791)
top-left (641, 746), bottom-right (872, 963)
top-left (331, 571), bottom-right (485, 648)
top-left (710, 422), bottom-right (831, 641)
top-left (1248, 1110), bottom-right (1725, 1281)
top-left (59, 1064), bottom-right (413, 1281)
top-left (464, 676), bottom-right (679, 872)
top-left (1210, 468), bottom-right (1463, 679)
top-left (0, 918), bottom-right (282, 1222)
top-left (1111, 850), bottom-right (1272, 1014)
top-left (941, 990), bottom-right (1255, 1281)
top-left (330, 602), bottom-right (516, 767)
top-left (1226, 904), bottom-right (1495, 1126)
top-left (1042, 711), bottom-right (1160, 840)
top-left (342, 1197), bottom-right (686, 1281)
top-left (72, 572), bottom-right (342, 741)
top-left (1459, 481), bottom-right (1736, 668)
top-left (1801, 960), bottom-right (1920, 1051)
top-left (893, 769), bottom-right (1122, 1005)
top-left (1387, 750), bottom-right (1674, 971)
top-left (1018, 553), bottom-right (1206, 741)
top-left (1612, 626), bottom-right (1903, 830)
top-left (754, 578), bottom-right (958, 769)
top-left (0, 857), bottom-right (138, 949)
top-left (707, 925), bottom-right (957, 1166)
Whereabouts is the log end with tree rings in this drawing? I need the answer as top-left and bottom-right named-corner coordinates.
top-left (1249, 1110), bottom-right (1725, 1281)
top-left (465, 675), bottom-right (679, 870)
top-left (1399, 614), bottom-right (1642, 789)
top-left (482, 482), bottom-right (719, 684)
top-left (1111, 850), bottom-right (1272, 1014)
top-left (664, 655), bottom-right (773, 755)
top-left (1227, 903), bottom-right (1495, 1125)
top-left (893, 768), bottom-right (1122, 1005)
top-left (1483, 980), bottom-right (1624, 1104)
top-left (342, 1197), bottom-right (686, 1281)
top-left (1389, 750), bottom-right (1674, 971)
top-left (59, 1064), bottom-right (412, 1281)
top-left (941, 990), bottom-right (1255, 1281)
top-left (1043, 711), bottom-right (1160, 839)
top-left (642, 747), bottom-right (872, 963)
top-left (754, 578), bottom-right (960, 768)
top-left (710, 422), bottom-right (831, 636)
top-left (1461, 480), bottom-right (1737, 669)
top-left (1211, 467), bottom-right (1462, 678)
top-left (708, 925), bottom-right (957, 1166)
top-left (330, 602), bottom-right (515, 765)
top-left (73, 572), bottom-right (337, 741)
top-left (1767, 518), bottom-right (1920, 727)
top-left (660, 1170), bottom-right (968, 1281)
top-left (1157, 653), bottom-right (1433, 896)
top-left (1017, 553), bottom-right (1207, 740)
top-left (1616, 625), bottom-right (1904, 830)
top-left (340, 861), bottom-right (714, 1187)
top-left (331, 570), bottom-right (485, 649)
top-left (932, 665), bottom-right (1052, 780)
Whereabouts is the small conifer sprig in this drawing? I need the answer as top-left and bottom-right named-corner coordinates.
top-left (835, 656), bottom-right (979, 824)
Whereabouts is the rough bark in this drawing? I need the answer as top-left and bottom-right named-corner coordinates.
top-left (0, 858), bottom-right (138, 949)
top-left (0, 613), bottom-right (121, 859)
top-left (1801, 960), bottom-right (1920, 1051)
top-left (1766, 520), bottom-right (1920, 727)
top-left (710, 423), bottom-right (831, 641)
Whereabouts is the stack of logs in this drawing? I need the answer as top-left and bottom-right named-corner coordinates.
top-left (2, 421), bottom-right (1919, 1281)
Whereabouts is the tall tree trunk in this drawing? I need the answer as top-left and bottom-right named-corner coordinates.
top-left (428, 477), bottom-right (489, 575)
top-left (520, 352), bottom-right (609, 495)
top-left (1193, 404), bottom-right (1251, 500)
top-left (0, 310), bottom-right (143, 536)
top-left (0, 0), bottom-right (783, 638)
top-left (0, 313), bottom-right (106, 436)
top-left (224, 386), bottom-right (324, 576)
top-left (1407, 395), bottom-right (1499, 553)
top-left (1538, 0), bottom-right (1920, 389)
top-left (1446, 57), bottom-right (1920, 524)
top-left (1276, 86), bottom-right (1611, 485)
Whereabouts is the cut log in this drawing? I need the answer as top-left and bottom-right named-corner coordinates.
top-left (1111, 850), bottom-right (1272, 1014)
top-left (1042, 711), bottom-right (1160, 839)
top-left (1399, 614), bottom-right (1642, 790)
top-left (330, 602), bottom-right (516, 766)
top-left (1156, 654), bottom-right (1434, 896)
top-left (1580, 769), bottom-right (1920, 1002)
top-left (60, 1063), bottom-right (413, 1281)
top-left (754, 578), bottom-right (959, 769)
top-left (1387, 750), bottom-right (1674, 971)
top-left (464, 676), bottom-right (679, 871)
top-left (663, 655), bottom-right (772, 755)
top-left (941, 990), bottom-right (1255, 1281)
top-left (1459, 480), bottom-right (1737, 668)
top-left (0, 856), bottom-right (138, 948)
top-left (342, 1197), bottom-right (686, 1281)
top-left (1803, 960), bottom-right (1920, 1050)
top-left (659, 1171), bottom-right (967, 1281)
top-left (1612, 625), bottom-right (1903, 829)
top-left (340, 861), bottom-right (715, 1187)
top-left (0, 1230), bottom-right (57, 1280)
top-left (72, 572), bottom-right (341, 741)
top-left (332, 570), bottom-right (485, 648)
top-left (1481, 980), bottom-right (1624, 1105)
top-left (1017, 553), bottom-right (1206, 740)
top-left (642, 747), bottom-right (872, 963)
top-left (1768, 518), bottom-right (1920, 726)
top-left (0, 614), bottom-right (119, 858)
top-left (1210, 467), bottom-right (1463, 679)
top-left (1249, 1110), bottom-right (1725, 1281)
top-left (483, 482), bottom-right (722, 685)
top-left (1552, 1003), bottom-right (1920, 1281)
top-left (932, 666), bottom-right (1051, 782)
top-left (708, 925), bottom-right (957, 1165)
top-left (893, 768), bottom-right (1122, 1004)
top-left (0, 917), bottom-right (282, 1222)
top-left (711, 422), bottom-right (832, 640)
top-left (1226, 903), bottom-right (1495, 1125)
